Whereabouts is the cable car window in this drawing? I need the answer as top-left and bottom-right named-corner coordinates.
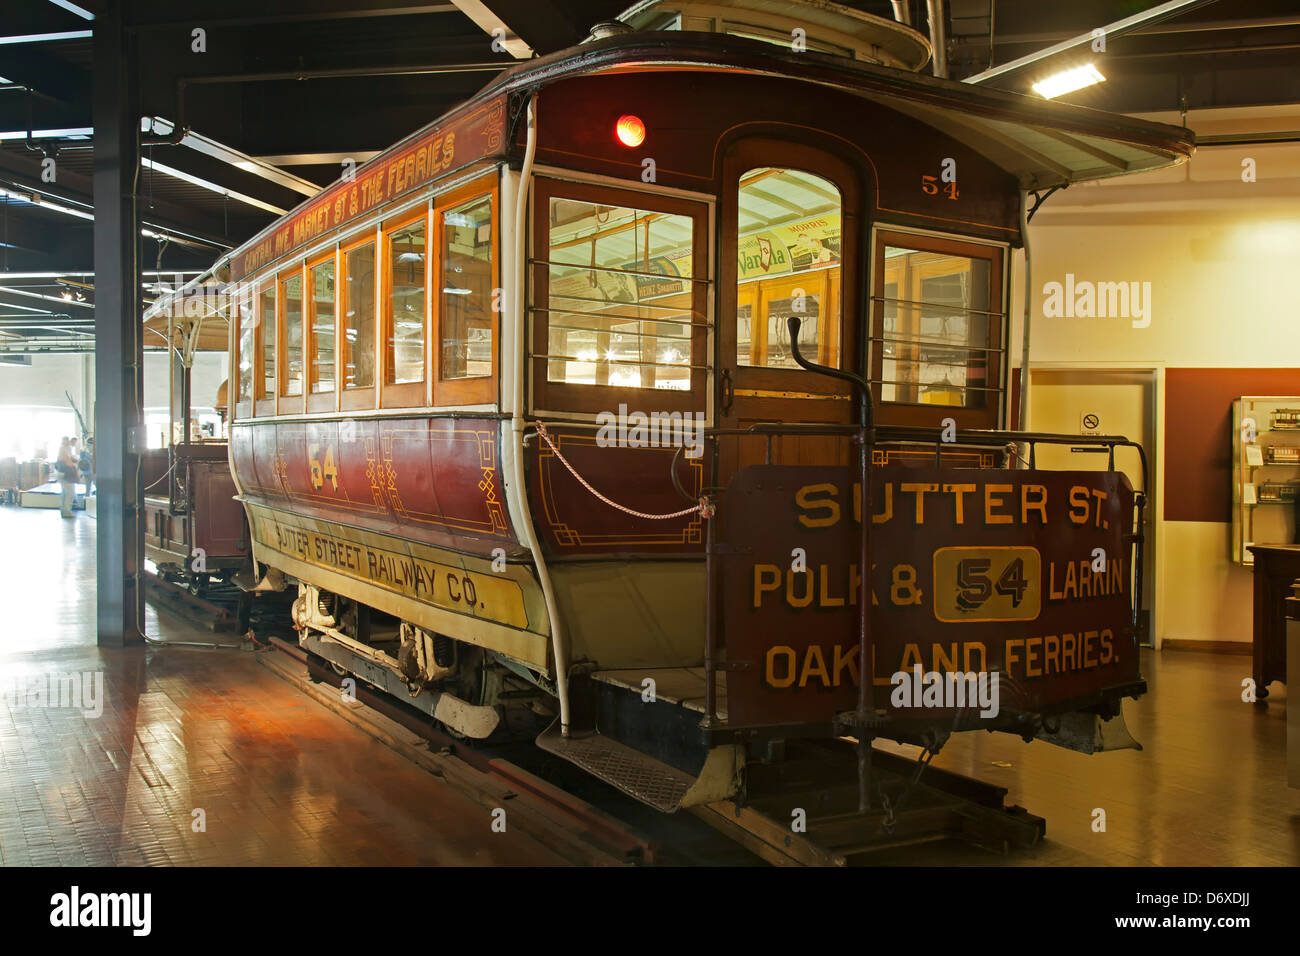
top-left (281, 273), bottom-right (303, 397)
top-left (874, 236), bottom-right (1001, 412)
top-left (386, 219), bottom-right (426, 386)
top-left (309, 257), bottom-right (336, 394)
top-left (439, 194), bottom-right (493, 382)
top-left (258, 286), bottom-right (275, 401)
top-left (736, 167), bottom-right (841, 369)
top-left (342, 240), bottom-right (376, 389)
top-left (544, 198), bottom-right (694, 392)
top-left (236, 301), bottom-right (253, 402)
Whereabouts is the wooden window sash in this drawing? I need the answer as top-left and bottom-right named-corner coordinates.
top-left (305, 248), bottom-right (339, 415)
top-left (339, 229), bottom-right (379, 413)
top-left (871, 229), bottom-right (1004, 429)
top-left (433, 176), bottom-right (499, 407)
top-left (253, 281), bottom-right (277, 417)
top-left (278, 263), bottom-right (306, 414)
top-left (530, 177), bottom-right (709, 416)
top-left (379, 206), bottom-right (430, 410)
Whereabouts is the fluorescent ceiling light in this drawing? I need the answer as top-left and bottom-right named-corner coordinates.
top-left (47, 0), bottom-right (95, 19)
top-left (255, 152), bottom-right (382, 166)
top-left (0, 285), bottom-right (94, 308)
top-left (0, 298), bottom-right (54, 314)
top-left (0, 186), bottom-right (94, 220)
top-left (144, 118), bottom-right (319, 198)
top-left (141, 157), bottom-right (289, 215)
top-left (0, 127), bottom-right (93, 141)
top-left (0, 31), bottom-right (93, 45)
top-left (1031, 63), bottom-right (1106, 99)
top-left (0, 271), bottom-right (204, 280)
top-left (2, 185), bottom-right (229, 250)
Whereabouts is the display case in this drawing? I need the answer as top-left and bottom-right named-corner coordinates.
top-left (1233, 396), bottom-right (1300, 565)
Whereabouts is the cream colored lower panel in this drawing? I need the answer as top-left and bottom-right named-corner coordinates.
top-left (1160, 520), bottom-right (1253, 645)
top-left (551, 560), bottom-right (705, 668)
top-left (246, 502), bottom-right (551, 671)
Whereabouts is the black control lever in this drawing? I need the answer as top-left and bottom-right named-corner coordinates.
top-left (787, 316), bottom-right (878, 813)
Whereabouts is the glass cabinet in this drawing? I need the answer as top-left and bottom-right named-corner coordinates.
top-left (1233, 396), bottom-right (1300, 565)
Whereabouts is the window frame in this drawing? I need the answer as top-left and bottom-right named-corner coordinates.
top-left (433, 176), bottom-right (499, 407)
top-left (379, 204), bottom-right (432, 410)
top-left (305, 246), bottom-right (340, 414)
top-left (277, 262), bottom-right (307, 414)
top-left (530, 176), bottom-right (709, 416)
top-left (339, 227), bottom-right (380, 412)
top-left (233, 286), bottom-right (255, 421)
top-left (717, 140), bottom-right (861, 406)
top-left (253, 279), bottom-right (278, 418)
top-left (869, 227), bottom-right (1006, 430)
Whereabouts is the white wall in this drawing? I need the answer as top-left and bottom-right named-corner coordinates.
top-left (0, 349), bottom-right (228, 457)
top-left (1011, 105), bottom-right (1300, 646)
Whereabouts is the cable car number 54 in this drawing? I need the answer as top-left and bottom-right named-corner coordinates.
top-left (309, 444), bottom-right (340, 492)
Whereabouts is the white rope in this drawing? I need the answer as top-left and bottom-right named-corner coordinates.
top-left (534, 421), bottom-right (714, 520)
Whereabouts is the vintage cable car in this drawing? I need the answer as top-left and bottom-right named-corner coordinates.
top-left (139, 299), bottom-right (251, 601)
top-left (211, 0), bottom-right (1192, 816)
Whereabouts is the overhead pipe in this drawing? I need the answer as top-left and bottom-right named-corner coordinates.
top-left (890, 0), bottom-right (912, 27)
top-left (1017, 190), bottom-right (1031, 433)
top-left (142, 60), bottom-right (506, 148)
top-left (926, 0), bottom-right (948, 78)
top-left (965, 0), bottom-right (1220, 85)
top-left (0, 84), bottom-right (50, 155)
top-left (978, 14), bottom-right (1300, 48)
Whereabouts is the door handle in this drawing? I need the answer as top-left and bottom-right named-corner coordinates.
top-left (720, 368), bottom-right (734, 415)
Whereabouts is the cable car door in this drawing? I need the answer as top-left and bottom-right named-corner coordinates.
top-left (716, 138), bottom-right (863, 477)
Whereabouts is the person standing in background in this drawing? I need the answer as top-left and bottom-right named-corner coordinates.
top-left (57, 436), bottom-right (80, 519)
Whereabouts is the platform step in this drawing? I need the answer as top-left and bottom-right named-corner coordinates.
top-left (536, 720), bottom-right (696, 813)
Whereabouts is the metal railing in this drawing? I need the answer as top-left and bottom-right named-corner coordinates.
top-left (688, 336), bottom-right (1148, 813)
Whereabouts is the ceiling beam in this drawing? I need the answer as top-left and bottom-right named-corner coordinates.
top-left (123, 0), bottom-right (457, 29)
top-left (0, 147), bottom-right (240, 247)
top-left (964, 0), bottom-right (1222, 86)
top-left (0, 45), bottom-right (92, 106)
top-left (448, 0), bottom-right (534, 59)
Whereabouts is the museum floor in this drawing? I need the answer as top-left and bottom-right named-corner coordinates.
top-left (0, 506), bottom-right (1293, 867)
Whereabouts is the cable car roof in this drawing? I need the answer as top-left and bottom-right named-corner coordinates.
top-left (185, 26), bottom-right (1195, 314)
top-left (488, 30), bottom-right (1195, 192)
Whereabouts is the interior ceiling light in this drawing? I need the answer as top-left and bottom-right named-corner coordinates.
top-left (1031, 63), bottom-right (1106, 100)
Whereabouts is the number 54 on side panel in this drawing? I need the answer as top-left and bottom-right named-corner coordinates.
top-left (309, 444), bottom-right (340, 492)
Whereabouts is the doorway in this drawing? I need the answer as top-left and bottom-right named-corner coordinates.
top-left (1028, 368), bottom-right (1157, 646)
top-left (715, 137), bottom-right (863, 475)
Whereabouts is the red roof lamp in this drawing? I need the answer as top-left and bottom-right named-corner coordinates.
top-left (615, 114), bottom-right (646, 148)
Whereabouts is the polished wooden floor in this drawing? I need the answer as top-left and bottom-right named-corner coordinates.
top-left (873, 646), bottom-right (1296, 865)
top-left (0, 505), bottom-right (1294, 865)
top-left (0, 506), bottom-right (566, 865)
